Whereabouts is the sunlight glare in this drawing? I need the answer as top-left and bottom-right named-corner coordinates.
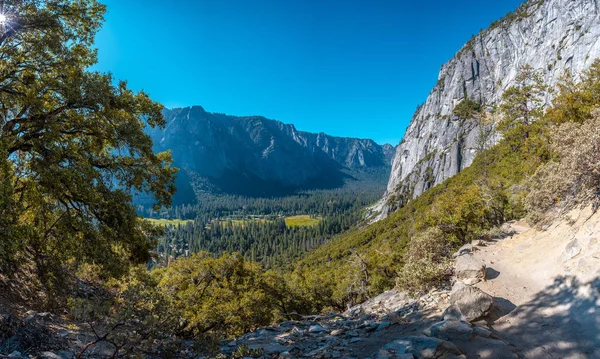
top-left (0, 14), bottom-right (7, 25)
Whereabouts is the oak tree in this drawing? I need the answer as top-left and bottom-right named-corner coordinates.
top-left (0, 0), bottom-right (176, 286)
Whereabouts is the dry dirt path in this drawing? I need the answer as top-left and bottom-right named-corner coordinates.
top-left (471, 212), bottom-right (600, 359)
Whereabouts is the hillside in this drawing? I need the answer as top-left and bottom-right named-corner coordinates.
top-left (374, 0), bottom-right (600, 220)
top-left (147, 106), bottom-right (396, 200)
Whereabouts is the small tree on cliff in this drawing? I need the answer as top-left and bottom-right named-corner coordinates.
top-left (498, 64), bottom-right (548, 138)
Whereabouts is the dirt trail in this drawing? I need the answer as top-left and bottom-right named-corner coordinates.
top-left (471, 210), bottom-right (600, 359)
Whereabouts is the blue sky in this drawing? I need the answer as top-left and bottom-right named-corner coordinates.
top-left (94, 0), bottom-right (523, 145)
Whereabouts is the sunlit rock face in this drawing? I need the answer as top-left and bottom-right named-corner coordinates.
top-left (148, 106), bottom-right (396, 199)
top-left (373, 0), bottom-right (600, 220)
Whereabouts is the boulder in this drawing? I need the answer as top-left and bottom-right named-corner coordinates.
top-left (374, 336), bottom-right (465, 359)
top-left (424, 320), bottom-right (473, 340)
top-left (454, 255), bottom-right (486, 285)
top-left (441, 304), bottom-right (467, 322)
top-left (450, 285), bottom-right (494, 322)
top-left (562, 239), bottom-right (582, 262)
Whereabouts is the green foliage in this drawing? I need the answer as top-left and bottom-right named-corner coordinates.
top-left (498, 64), bottom-right (547, 136)
top-left (290, 65), bottom-right (561, 305)
top-left (545, 61), bottom-right (600, 125)
top-left (453, 98), bottom-right (482, 119)
top-left (0, 1), bottom-right (177, 290)
top-left (525, 61), bottom-right (600, 224)
top-left (395, 227), bottom-right (451, 293)
top-left (153, 210), bottom-right (364, 269)
top-left (155, 252), bottom-right (279, 339)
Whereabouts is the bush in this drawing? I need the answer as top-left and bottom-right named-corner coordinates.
top-left (453, 98), bottom-right (482, 119)
top-left (156, 252), bottom-right (278, 339)
top-left (395, 228), bottom-right (452, 293)
top-left (526, 110), bottom-right (600, 223)
top-left (69, 266), bottom-right (181, 358)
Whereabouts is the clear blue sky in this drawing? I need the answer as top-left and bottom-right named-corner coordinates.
top-left (93, 0), bottom-right (523, 145)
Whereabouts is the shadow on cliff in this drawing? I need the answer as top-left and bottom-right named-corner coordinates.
top-left (493, 275), bottom-right (600, 358)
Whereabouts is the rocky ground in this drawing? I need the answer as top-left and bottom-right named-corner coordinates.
top-left (2, 208), bottom-right (599, 358)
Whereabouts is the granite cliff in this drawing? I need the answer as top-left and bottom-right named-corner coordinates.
top-left (374, 0), bottom-right (600, 220)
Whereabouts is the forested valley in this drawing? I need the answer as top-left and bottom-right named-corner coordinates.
top-left (140, 176), bottom-right (386, 268)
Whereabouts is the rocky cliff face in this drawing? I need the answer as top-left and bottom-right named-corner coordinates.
top-left (150, 106), bottom-right (395, 198)
top-left (374, 0), bottom-right (600, 220)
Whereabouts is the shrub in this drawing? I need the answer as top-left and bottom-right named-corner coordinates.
top-left (453, 98), bottom-right (482, 119)
top-left (156, 252), bottom-right (277, 339)
top-left (526, 110), bottom-right (600, 223)
top-left (396, 228), bottom-right (452, 293)
top-left (69, 266), bottom-right (181, 358)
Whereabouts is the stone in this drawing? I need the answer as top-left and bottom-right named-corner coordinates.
top-left (375, 353), bottom-right (415, 359)
top-left (471, 240), bottom-right (486, 247)
top-left (562, 239), bottom-right (582, 262)
top-left (450, 286), bottom-right (494, 322)
top-left (347, 330), bottom-right (359, 337)
top-left (39, 353), bottom-right (63, 359)
top-left (424, 320), bottom-right (473, 340)
top-left (450, 337), bottom-right (517, 359)
top-left (441, 304), bottom-right (467, 322)
top-left (308, 325), bottom-right (327, 333)
top-left (303, 344), bottom-right (331, 357)
top-left (8, 351), bottom-right (27, 359)
top-left (248, 343), bottom-right (292, 355)
top-left (452, 244), bottom-right (473, 258)
top-left (472, 326), bottom-right (492, 338)
top-left (375, 336), bottom-right (465, 359)
top-left (454, 255), bottom-right (486, 285)
top-left (354, 289), bottom-right (410, 315)
top-left (349, 337), bottom-right (362, 344)
top-left (330, 329), bottom-right (345, 336)
top-left (24, 311), bottom-right (54, 323)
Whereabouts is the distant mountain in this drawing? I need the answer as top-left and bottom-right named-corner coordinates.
top-left (148, 106), bottom-right (396, 202)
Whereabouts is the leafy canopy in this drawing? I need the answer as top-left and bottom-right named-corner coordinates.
top-left (0, 0), bottom-right (176, 284)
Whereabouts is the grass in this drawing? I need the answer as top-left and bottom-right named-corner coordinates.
top-left (285, 215), bottom-right (321, 228)
top-left (147, 215), bottom-right (321, 229)
top-left (146, 218), bottom-right (194, 227)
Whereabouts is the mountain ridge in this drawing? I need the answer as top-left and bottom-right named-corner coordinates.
top-left (148, 105), bottom-right (396, 199)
